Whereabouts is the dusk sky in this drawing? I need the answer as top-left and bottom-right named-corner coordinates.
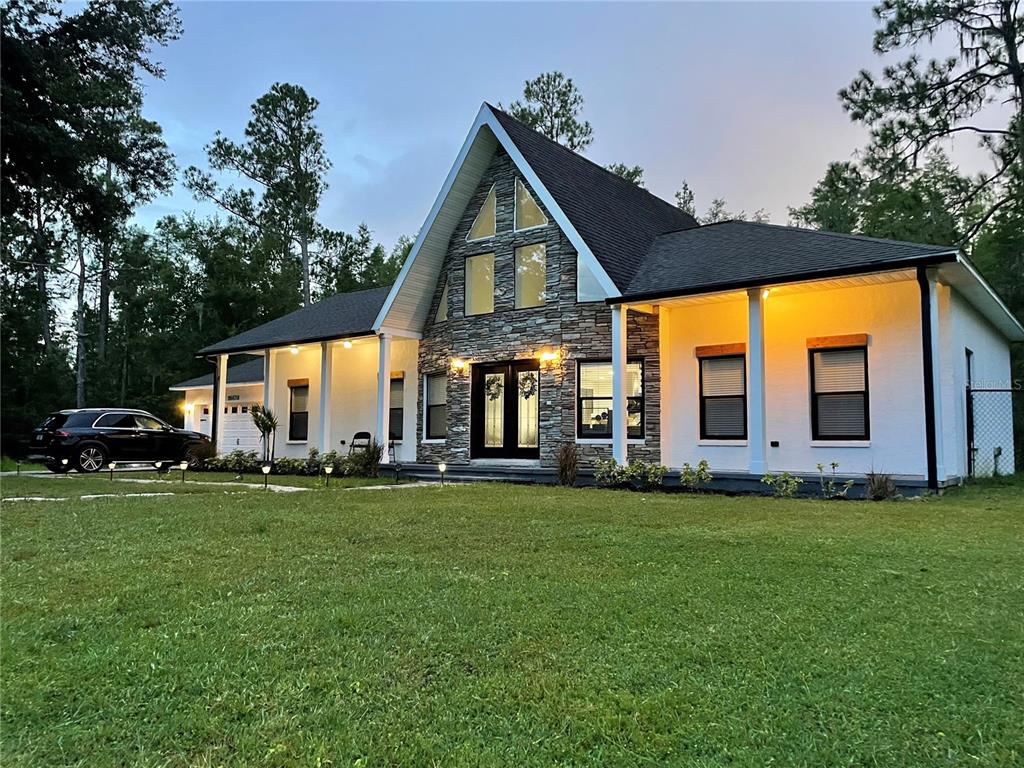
top-left (135, 1), bottom-right (990, 250)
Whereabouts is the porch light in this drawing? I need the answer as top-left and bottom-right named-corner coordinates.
top-left (438, 462), bottom-right (446, 486)
top-left (289, 345), bottom-right (299, 355)
top-left (450, 358), bottom-right (467, 374)
top-left (342, 340), bottom-right (352, 349)
top-left (762, 288), bottom-right (771, 300)
top-left (539, 349), bottom-right (560, 368)
top-left (181, 402), bottom-right (193, 414)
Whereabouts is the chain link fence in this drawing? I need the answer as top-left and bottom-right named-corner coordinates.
top-left (967, 388), bottom-right (1022, 477)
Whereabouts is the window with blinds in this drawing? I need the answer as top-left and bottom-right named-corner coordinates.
top-left (425, 374), bottom-right (447, 439)
top-left (577, 360), bottom-right (644, 439)
top-left (810, 347), bottom-right (868, 440)
top-left (700, 355), bottom-right (746, 439)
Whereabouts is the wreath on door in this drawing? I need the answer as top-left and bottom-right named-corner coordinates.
top-left (518, 371), bottom-right (538, 400)
top-left (484, 376), bottom-right (504, 401)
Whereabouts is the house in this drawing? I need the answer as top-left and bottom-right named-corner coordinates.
top-left (172, 103), bottom-right (1023, 492)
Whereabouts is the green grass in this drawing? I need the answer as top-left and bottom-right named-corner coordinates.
top-left (2, 478), bottom-right (1022, 766)
top-left (1, 456), bottom-right (46, 472)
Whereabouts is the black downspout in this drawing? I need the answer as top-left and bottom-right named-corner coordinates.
top-left (209, 356), bottom-right (221, 453)
top-left (917, 266), bottom-right (939, 491)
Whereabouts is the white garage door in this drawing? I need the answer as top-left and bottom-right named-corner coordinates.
top-left (222, 402), bottom-right (262, 451)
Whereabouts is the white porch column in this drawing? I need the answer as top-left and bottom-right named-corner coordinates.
top-left (375, 333), bottom-right (392, 462)
top-left (319, 341), bottom-right (333, 453)
top-left (926, 270), bottom-right (947, 483)
top-left (263, 349), bottom-right (276, 414)
top-left (214, 353), bottom-right (228, 454)
top-left (611, 304), bottom-right (628, 465)
top-left (747, 289), bottom-right (767, 475)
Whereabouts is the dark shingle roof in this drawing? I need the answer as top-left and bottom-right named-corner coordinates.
top-left (170, 356), bottom-right (265, 390)
top-left (622, 221), bottom-right (958, 299)
top-left (197, 284), bottom-right (392, 356)
top-left (488, 105), bottom-right (698, 289)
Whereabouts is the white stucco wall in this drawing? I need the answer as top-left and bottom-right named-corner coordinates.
top-left (180, 383), bottom-right (262, 439)
top-left (661, 279), bottom-right (931, 478)
top-left (264, 337), bottom-right (420, 462)
top-left (940, 285), bottom-right (1015, 478)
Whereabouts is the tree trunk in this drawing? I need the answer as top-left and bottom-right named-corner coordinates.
top-left (75, 233), bottom-right (87, 408)
top-left (119, 312), bottom-right (129, 405)
top-left (300, 231), bottom-right (311, 306)
top-left (98, 162), bottom-right (113, 361)
top-left (34, 200), bottom-right (51, 352)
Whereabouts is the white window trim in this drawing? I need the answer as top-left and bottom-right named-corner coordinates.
top-left (465, 183), bottom-right (497, 243)
top-left (513, 177), bottom-right (549, 233)
top-left (574, 358), bottom-right (646, 441)
top-left (698, 439), bottom-right (748, 447)
top-left (575, 438), bottom-right (647, 446)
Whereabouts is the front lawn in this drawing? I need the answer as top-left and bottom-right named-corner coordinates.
top-left (2, 479), bottom-right (1022, 766)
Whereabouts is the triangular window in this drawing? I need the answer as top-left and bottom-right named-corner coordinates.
top-left (435, 278), bottom-right (449, 323)
top-left (466, 185), bottom-right (496, 241)
top-left (515, 178), bottom-right (548, 231)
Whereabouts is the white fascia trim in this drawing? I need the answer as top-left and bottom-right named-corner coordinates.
top-left (485, 109), bottom-right (619, 298)
top-left (373, 106), bottom-right (493, 334)
top-left (378, 326), bottom-right (423, 340)
top-left (956, 253), bottom-right (1024, 340)
top-left (373, 103), bottom-right (620, 335)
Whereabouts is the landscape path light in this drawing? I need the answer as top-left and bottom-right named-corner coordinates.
top-left (108, 461), bottom-right (116, 481)
top-left (179, 461), bottom-right (188, 483)
top-left (324, 463), bottom-right (333, 488)
top-left (438, 462), bottom-right (446, 486)
top-left (261, 463), bottom-right (272, 490)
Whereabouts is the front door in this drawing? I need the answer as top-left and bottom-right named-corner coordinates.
top-left (471, 360), bottom-right (541, 459)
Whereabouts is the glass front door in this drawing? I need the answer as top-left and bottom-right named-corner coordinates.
top-left (471, 360), bottom-right (541, 459)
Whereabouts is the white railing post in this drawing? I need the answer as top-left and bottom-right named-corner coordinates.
top-left (611, 304), bottom-right (628, 465)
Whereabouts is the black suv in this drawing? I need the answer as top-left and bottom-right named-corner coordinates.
top-left (28, 409), bottom-right (211, 473)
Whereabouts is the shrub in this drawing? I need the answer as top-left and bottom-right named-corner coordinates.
top-left (680, 458), bottom-right (713, 490)
top-left (556, 443), bottom-right (580, 487)
top-left (187, 441), bottom-right (216, 465)
top-left (816, 462), bottom-right (855, 499)
top-left (762, 471), bottom-right (803, 498)
top-left (595, 458), bottom-right (666, 491)
top-left (626, 460), bottom-right (667, 491)
top-left (204, 449), bottom-right (261, 475)
top-left (321, 449), bottom-right (344, 475)
top-left (346, 440), bottom-right (383, 477)
top-left (866, 471), bottom-right (900, 501)
top-left (272, 457), bottom-right (307, 475)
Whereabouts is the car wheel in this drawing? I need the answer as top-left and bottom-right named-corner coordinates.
top-left (76, 444), bottom-right (107, 473)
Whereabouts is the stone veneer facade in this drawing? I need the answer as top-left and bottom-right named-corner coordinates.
top-left (416, 148), bottom-right (660, 468)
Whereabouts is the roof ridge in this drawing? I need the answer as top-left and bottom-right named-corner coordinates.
top-left (485, 102), bottom-right (690, 223)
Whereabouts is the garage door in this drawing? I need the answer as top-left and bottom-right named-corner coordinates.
top-left (222, 402), bottom-right (262, 451)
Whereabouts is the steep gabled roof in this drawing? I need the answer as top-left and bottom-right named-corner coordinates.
top-left (198, 284), bottom-right (392, 356)
top-left (169, 356), bottom-right (265, 390)
top-left (622, 220), bottom-right (958, 298)
top-left (488, 105), bottom-right (698, 288)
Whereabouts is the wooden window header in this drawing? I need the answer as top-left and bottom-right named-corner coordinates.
top-left (807, 334), bottom-right (869, 350)
top-left (287, 378), bottom-right (309, 388)
top-left (695, 343), bottom-right (746, 358)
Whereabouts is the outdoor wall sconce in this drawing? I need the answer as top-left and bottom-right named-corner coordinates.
top-left (538, 349), bottom-right (560, 368)
top-left (450, 358), bottom-right (467, 375)
top-left (181, 402), bottom-right (193, 414)
top-left (342, 340), bottom-right (353, 349)
top-left (762, 288), bottom-right (771, 300)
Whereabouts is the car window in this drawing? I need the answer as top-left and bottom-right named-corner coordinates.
top-left (94, 413), bottom-right (138, 428)
top-left (39, 414), bottom-right (69, 429)
top-left (135, 415), bottom-right (164, 430)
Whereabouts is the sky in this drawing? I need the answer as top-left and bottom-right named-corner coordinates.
top-left (134, 1), bottom-right (996, 251)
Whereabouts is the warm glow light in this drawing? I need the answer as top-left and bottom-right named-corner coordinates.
top-left (762, 288), bottom-right (770, 299)
top-left (289, 345), bottom-right (299, 355)
top-left (261, 464), bottom-right (272, 475)
top-left (181, 402), bottom-right (194, 414)
top-left (342, 340), bottom-right (352, 349)
top-left (179, 461), bottom-right (188, 471)
top-left (324, 465), bottom-right (334, 474)
top-left (539, 349), bottom-right (559, 364)
top-left (438, 463), bottom-right (446, 474)
top-left (450, 358), bottom-right (466, 372)
top-left (108, 462), bottom-right (116, 470)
